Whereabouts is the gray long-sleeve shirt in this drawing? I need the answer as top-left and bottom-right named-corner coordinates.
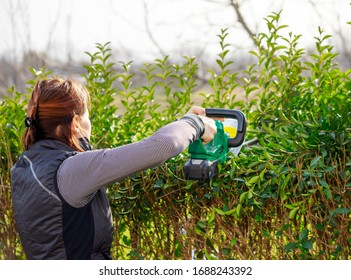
top-left (57, 115), bottom-right (204, 207)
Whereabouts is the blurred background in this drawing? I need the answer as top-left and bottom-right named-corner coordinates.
top-left (1, 0), bottom-right (350, 96)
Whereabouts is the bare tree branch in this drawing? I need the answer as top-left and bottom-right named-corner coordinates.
top-left (143, 0), bottom-right (167, 58)
top-left (18, 0), bottom-right (31, 53)
top-left (5, 0), bottom-right (18, 62)
top-left (230, 0), bottom-right (257, 46)
top-left (46, 2), bottom-right (62, 54)
top-left (307, 0), bottom-right (351, 69)
top-left (66, 13), bottom-right (72, 64)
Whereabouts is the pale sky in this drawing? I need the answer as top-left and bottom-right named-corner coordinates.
top-left (1, 0), bottom-right (350, 63)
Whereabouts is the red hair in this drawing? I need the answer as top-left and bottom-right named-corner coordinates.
top-left (23, 77), bottom-right (90, 152)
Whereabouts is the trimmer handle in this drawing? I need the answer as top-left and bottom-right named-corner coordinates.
top-left (205, 108), bottom-right (247, 147)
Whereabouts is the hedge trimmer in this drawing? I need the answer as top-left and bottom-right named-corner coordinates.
top-left (184, 108), bottom-right (247, 181)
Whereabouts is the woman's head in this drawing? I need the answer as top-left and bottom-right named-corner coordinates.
top-left (23, 77), bottom-right (91, 151)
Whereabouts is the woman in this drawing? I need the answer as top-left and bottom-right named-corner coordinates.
top-left (10, 77), bottom-right (217, 260)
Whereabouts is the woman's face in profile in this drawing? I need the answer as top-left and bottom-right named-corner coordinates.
top-left (78, 108), bottom-right (92, 140)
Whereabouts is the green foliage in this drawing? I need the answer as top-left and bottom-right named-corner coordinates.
top-left (202, 28), bottom-right (241, 109)
top-left (1, 11), bottom-right (351, 260)
top-left (0, 88), bottom-right (26, 259)
top-left (83, 43), bottom-right (119, 148)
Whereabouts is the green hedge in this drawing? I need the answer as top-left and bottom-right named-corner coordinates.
top-left (1, 12), bottom-right (350, 259)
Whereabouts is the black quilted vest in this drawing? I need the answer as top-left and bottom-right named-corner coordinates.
top-left (11, 139), bottom-right (113, 259)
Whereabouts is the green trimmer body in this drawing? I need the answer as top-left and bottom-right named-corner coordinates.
top-left (184, 108), bottom-right (247, 181)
